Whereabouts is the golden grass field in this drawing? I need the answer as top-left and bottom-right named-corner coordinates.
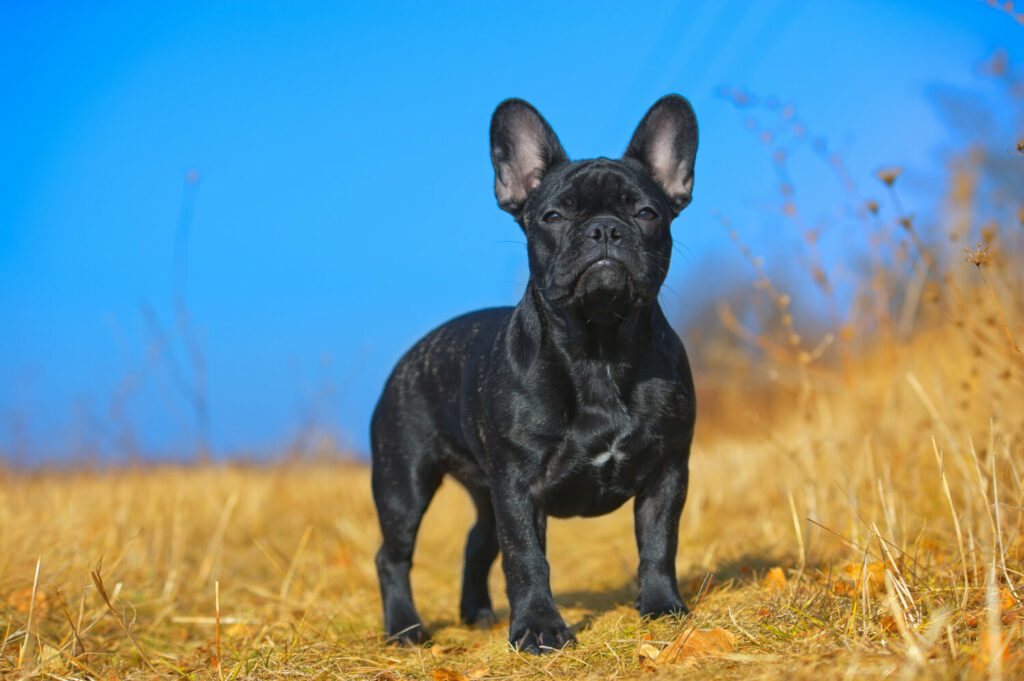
top-left (2, 85), bottom-right (1023, 679)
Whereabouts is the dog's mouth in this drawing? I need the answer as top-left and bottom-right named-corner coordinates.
top-left (577, 258), bottom-right (629, 295)
top-left (572, 258), bottom-right (635, 322)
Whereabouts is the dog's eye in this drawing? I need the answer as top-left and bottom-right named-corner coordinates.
top-left (635, 208), bottom-right (658, 220)
top-left (543, 211), bottom-right (564, 223)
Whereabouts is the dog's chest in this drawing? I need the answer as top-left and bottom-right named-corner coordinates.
top-left (540, 367), bottom-right (660, 517)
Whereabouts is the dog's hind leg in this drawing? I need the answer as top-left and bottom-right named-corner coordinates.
top-left (459, 484), bottom-right (500, 626)
top-left (371, 439), bottom-right (442, 645)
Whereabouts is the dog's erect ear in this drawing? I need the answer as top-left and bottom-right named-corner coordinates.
top-left (624, 95), bottom-right (698, 215)
top-left (490, 99), bottom-right (569, 216)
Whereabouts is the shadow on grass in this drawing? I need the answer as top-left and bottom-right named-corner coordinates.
top-left (422, 553), bottom-right (803, 639)
top-left (552, 552), bottom-right (799, 634)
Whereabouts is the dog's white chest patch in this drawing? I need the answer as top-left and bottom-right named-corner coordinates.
top-left (591, 449), bottom-right (626, 466)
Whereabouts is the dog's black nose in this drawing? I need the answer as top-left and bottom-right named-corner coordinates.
top-left (585, 221), bottom-right (623, 243)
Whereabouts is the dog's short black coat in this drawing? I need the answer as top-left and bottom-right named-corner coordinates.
top-left (371, 95), bottom-right (698, 654)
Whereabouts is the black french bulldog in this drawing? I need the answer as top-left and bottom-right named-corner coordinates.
top-left (371, 95), bottom-right (698, 654)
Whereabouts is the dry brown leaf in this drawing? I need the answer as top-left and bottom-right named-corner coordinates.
top-left (762, 567), bottom-right (787, 591)
top-left (466, 664), bottom-right (489, 680)
top-left (834, 561), bottom-right (886, 595)
top-left (430, 669), bottom-right (468, 681)
top-left (637, 642), bottom-right (661, 672)
top-left (655, 628), bottom-right (736, 666)
top-left (7, 586), bottom-right (47, 615)
top-left (1000, 587), bottom-right (1018, 621)
top-left (833, 580), bottom-right (855, 597)
top-left (430, 645), bottom-right (467, 658)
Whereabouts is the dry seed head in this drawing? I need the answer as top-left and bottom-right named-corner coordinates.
top-left (875, 166), bottom-right (903, 186)
top-left (1017, 139), bottom-right (1024, 154)
top-left (964, 243), bottom-right (991, 267)
top-left (898, 215), bottom-right (914, 230)
top-left (865, 199), bottom-right (880, 214)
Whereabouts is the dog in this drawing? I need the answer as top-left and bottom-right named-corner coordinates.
top-left (371, 95), bottom-right (698, 654)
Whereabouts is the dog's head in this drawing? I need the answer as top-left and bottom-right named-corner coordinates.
top-left (490, 96), bottom-right (698, 324)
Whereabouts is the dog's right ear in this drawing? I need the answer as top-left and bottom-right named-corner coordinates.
top-left (490, 99), bottom-right (568, 216)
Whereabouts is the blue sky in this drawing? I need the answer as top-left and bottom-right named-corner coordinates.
top-left (1, 1), bottom-right (1021, 462)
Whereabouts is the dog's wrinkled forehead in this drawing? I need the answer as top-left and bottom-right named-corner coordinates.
top-left (534, 158), bottom-right (658, 217)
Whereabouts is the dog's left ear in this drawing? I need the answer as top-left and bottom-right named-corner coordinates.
top-left (624, 95), bottom-right (698, 215)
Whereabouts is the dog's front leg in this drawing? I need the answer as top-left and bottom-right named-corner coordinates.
top-left (491, 483), bottom-right (574, 653)
top-left (633, 458), bottom-right (689, 617)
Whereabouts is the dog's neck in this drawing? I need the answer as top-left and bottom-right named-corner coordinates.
top-left (523, 281), bottom-right (656, 363)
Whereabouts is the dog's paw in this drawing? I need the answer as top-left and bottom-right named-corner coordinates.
top-left (509, 618), bottom-right (575, 654)
top-left (636, 596), bottom-right (690, 619)
top-left (386, 622), bottom-right (429, 646)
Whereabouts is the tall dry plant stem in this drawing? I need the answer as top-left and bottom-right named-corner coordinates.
top-left (972, 259), bottom-right (1024, 358)
top-left (17, 556), bottom-right (40, 668)
top-left (90, 561), bottom-right (159, 674)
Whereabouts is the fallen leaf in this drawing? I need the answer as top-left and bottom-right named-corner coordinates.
top-left (655, 628), bottom-right (736, 666)
top-left (466, 664), bottom-right (489, 680)
top-left (834, 561), bottom-right (886, 596)
top-left (832, 580), bottom-right (855, 597)
top-left (756, 608), bottom-right (772, 619)
top-left (637, 642), bottom-right (661, 672)
top-left (879, 615), bottom-right (898, 634)
top-left (430, 645), bottom-right (467, 658)
top-left (1000, 587), bottom-right (1018, 622)
top-left (430, 670), bottom-right (468, 681)
top-left (38, 644), bottom-right (63, 671)
top-left (7, 586), bottom-right (47, 615)
top-left (761, 567), bottom-right (787, 591)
